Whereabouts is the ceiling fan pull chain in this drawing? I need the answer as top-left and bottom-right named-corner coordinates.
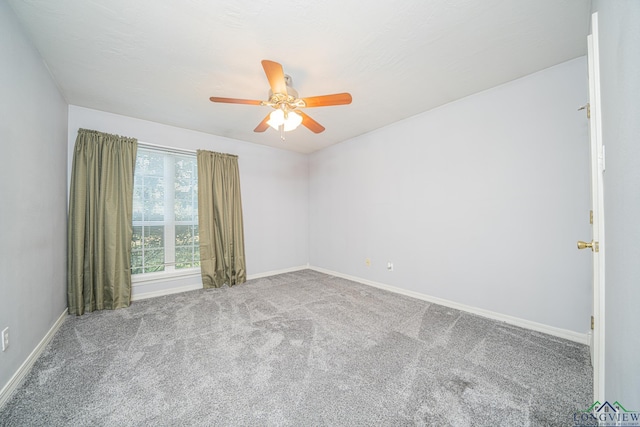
top-left (280, 124), bottom-right (285, 141)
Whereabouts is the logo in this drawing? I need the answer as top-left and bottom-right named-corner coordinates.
top-left (573, 401), bottom-right (640, 426)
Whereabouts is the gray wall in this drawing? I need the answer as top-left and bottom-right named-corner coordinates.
top-left (68, 106), bottom-right (309, 297)
top-left (593, 0), bottom-right (640, 407)
top-left (309, 57), bottom-right (591, 334)
top-left (0, 2), bottom-right (68, 392)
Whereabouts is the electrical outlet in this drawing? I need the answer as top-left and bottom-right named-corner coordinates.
top-left (387, 262), bottom-right (394, 271)
top-left (2, 327), bottom-right (8, 351)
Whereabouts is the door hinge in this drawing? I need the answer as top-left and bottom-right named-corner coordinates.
top-left (578, 103), bottom-right (590, 119)
top-left (591, 316), bottom-right (594, 330)
top-left (590, 210), bottom-right (593, 224)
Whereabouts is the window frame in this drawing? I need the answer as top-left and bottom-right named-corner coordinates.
top-left (131, 144), bottom-right (200, 284)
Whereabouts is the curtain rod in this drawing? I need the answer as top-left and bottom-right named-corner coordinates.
top-left (138, 141), bottom-right (196, 156)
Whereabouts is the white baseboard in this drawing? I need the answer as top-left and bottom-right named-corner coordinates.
top-left (132, 284), bottom-right (203, 301)
top-left (247, 264), bottom-right (309, 281)
top-left (309, 266), bottom-right (589, 345)
top-left (0, 309), bottom-right (68, 409)
top-left (131, 264), bottom-right (310, 301)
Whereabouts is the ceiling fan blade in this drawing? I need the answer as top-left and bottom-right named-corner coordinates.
top-left (210, 97), bottom-right (262, 105)
top-left (261, 60), bottom-right (288, 95)
top-left (299, 111), bottom-right (325, 133)
top-left (301, 93), bottom-right (352, 108)
top-left (254, 114), bottom-right (271, 132)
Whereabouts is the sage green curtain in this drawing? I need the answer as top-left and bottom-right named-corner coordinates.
top-left (197, 150), bottom-right (246, 288)
top-left (67, 129), bottom-right (138, 315)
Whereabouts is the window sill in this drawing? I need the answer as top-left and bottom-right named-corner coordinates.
top-left (132, 268), bottom-right (201, 286)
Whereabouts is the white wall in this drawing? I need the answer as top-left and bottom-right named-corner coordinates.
top-left (68, 106), bottom-right (309, 297)
top-left (0, 2), bottom-right (68, 394)
top-left (593, 0), bottom-right (640, 407)
top-left (309, 57), bottom-right (591, 334)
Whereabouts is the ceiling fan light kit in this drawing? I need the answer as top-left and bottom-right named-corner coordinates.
top-left (210, 60), bottom-right (352, 141)
top-left (267, 109), bottom-right (303, 132)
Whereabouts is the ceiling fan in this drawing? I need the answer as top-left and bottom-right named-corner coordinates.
top-left (210, 60), bottom-right (352, 139)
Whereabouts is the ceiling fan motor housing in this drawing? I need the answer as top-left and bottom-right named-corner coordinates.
top-left (269, 74), bottom-right (298, 99)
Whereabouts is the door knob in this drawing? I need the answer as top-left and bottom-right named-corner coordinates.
top-left (577, 240), bottom-right (599, 252)
top-left (577, 240), bottom-right (593, 250)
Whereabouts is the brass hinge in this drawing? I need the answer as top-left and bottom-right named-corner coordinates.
top-left (591, 316), bottom-right (594, 330)
top-left (578, 103), bottom-right (591, 119)
top-left (590, 210), bottom-right (593, 225)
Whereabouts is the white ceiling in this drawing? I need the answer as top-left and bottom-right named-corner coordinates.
top-left (8, 0), bottom-right (591, 154)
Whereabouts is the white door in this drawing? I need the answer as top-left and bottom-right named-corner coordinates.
top-left (582, 11), bottom-right (605, 403)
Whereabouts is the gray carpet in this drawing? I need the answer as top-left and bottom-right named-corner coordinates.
top-left (0, 270), bottom-right (592, 426)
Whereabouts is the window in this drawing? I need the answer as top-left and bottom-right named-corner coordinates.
top-left (131, 147), bottom-right (199, 276)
